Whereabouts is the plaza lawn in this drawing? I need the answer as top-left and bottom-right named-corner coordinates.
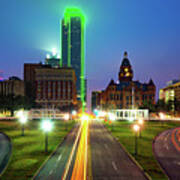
top-left (105, 120), bottom-right (180, 180)
top-left (0, 119), bottom-right (75, 180)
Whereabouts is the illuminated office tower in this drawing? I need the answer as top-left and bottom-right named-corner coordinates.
top-left (61, 7), bottom-right (86, 111)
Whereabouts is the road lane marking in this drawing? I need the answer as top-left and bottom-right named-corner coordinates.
top-left (49, 170), bottom-right (53, 175)
top-left (112, 161), bottom-right (118, 171)
top-left (58, 154), bottom-right (62, 161)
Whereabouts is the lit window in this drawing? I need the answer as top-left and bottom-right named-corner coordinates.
top-left (125, 68), bottom-right (128, 72)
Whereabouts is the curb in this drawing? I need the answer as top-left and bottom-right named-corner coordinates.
top-left (32, 123), bottom-right (77, 179)
top-left (0, 132), bottom-right (12, 178)
top-left (104, 124), bottom-right (151, 180)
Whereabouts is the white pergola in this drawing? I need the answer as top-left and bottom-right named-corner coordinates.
top-left (110, 109), bottom-right (149, 120)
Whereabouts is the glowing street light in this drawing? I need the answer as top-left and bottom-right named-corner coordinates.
top-left (41, 120), bottom-right (53, 152)
top-left (64, 114), bottom-right (70, 121)
top-left (16, 110), bottom-right (28, 136)
top-left (159, 112), bottom-right (165, 120)
top-left (72, 110), bottom-right (77, 116)
top-left (133, 124), bottom-right (140, 156)
top-left (159, 112), bottom-right (165, 127)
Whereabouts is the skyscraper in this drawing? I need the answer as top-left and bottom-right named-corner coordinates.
top-left (61, 7), bottom-right (86, 111)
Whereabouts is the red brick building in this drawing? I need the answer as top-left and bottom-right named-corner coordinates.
top-left (35, 66), bottom-right (77, 109)
top-left (24, 63), bottom-right (77, 109)
top-left (97, 52), bottom-right (156, 110)
top-left (24, 63), bottom-right (43, 100)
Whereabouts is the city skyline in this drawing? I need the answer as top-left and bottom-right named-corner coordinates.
top-left (0, 0), bottom-right (180, 108)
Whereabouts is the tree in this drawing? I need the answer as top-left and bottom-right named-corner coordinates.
top-left (174, 98), bottom-right (180, 113)
top-left (156, 99), bottom-right (167, 112)
top-left (139, 101), bottom-right (156, 112)
top-left (0, 94), bottom-right (35, 116)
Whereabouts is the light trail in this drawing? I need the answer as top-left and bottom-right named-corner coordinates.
top-left (71, 119), bottom-right (89, 180)
top-left (62, 123), bottom-right (83, 180)
top-left (171, 128), bottom-right (180, 151)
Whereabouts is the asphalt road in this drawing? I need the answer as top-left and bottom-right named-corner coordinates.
top-left (33, 124), bottom-right (80, 180)
top-left (0, 133), bottom-right (12, 174)
top-left (154, 127), bottom-right (180, 180)
top-left (90, 122), bottom-right (147, 180)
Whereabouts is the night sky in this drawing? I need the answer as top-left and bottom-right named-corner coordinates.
top-left (0, 0), bottom-right (180, 108)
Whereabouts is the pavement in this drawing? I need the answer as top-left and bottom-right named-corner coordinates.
top-left (33, 124), bottom-right (81, 180)
top-left (154, 127), bottom-right (180, 180)
top-left (0, 133), bottom-right (12, 175)
top-left (90, 122), bottom-right (147, 180)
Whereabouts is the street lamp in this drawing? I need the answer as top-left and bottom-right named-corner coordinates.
top-left (108, 113), bottom-right (116, 131)
top-left (159, 112), bottom-right (165, 127)
top-left (64, 114), bottom-right (70, 131)
top-left (72, 110), bottom-right (77, 116)
top-left (138, 119), bottom-right (144, 138)
top-left (72, 110), bottom-right (77, 121)
top-left (41, 120), bottom-right (53, 152)
top-left (17, 110), bottom-right (28, 136)
top-left (133, 124), bottom-right (140, 156)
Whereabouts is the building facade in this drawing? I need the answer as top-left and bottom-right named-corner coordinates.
top-left (159, 80), bottom-right (180, 103)
top-left (97, 52), bottom-right (156, 110)
top-left (91, 91), bottom-right (101, 111)
top-left (45, 52), bottom-right (60, 68)
top-left (35, 66), bottom-right (77, 109)
top-left (0, 76), bottom-right (24, 96)
top-left (24, 63), bottom-right (43, 99)
top-left (61, 7), bottom-right (86, 110)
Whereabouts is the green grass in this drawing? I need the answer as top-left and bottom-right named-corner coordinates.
top-left (105, 120), bottom-right (180, 180)
top-left (0, 119), bottom-right (75, 180)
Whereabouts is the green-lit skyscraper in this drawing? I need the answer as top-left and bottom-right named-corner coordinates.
top-left (61, 7), bottom-right (86, 111)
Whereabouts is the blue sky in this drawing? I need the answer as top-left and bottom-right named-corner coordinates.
top-left (0, 0), bottom-right (180, 107)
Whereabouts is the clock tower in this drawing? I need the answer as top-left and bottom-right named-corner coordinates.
top-left (118, 52), bottom-right (133, 82)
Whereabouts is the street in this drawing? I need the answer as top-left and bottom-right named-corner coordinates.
top-left (0, 133), bottom-right (12, 174)
top-left (90, 122), bottom-right (147, 180)
top-left (33, 120), bottom-right (148, 180)
top-left (154, 127), bottom-right (180, 180)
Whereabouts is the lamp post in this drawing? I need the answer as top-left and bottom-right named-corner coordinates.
top-left (108, 113), bottom-right (116, 131)
top-left (72, 110), bottom-right (77, 116)
top-left (138, 119), bottom-right (144, 138)
top-left (17, 110), bottom-right (28, 136)
top-left (41, 120), bottom-right (53, 153)
top-left (72, 110), bottom-right (77, 121)
top-left (159, 112), bottom-right (165, 127)
top-left (64, 114), bottom-right (70, 131)
top-left (133, 124), bottom-right (140, 156)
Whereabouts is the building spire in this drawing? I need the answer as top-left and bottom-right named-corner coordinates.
top-left (124, 51), bottom-right (128, 58)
